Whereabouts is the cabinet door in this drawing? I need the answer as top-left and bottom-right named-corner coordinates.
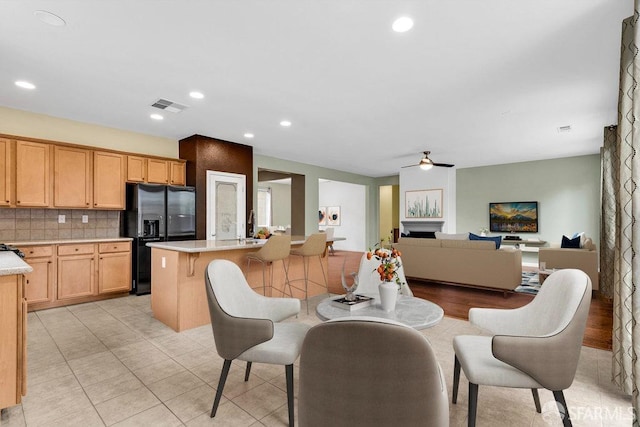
top-left (98, 252), bottom-right (131, 293)
top-left (169, 161), bottom-right (186, 186)
top-left (0, 138), bottom-right (13, 206)
top-left (24, 257), bottom-right (55, 304)
top-left (15, 140), bottom-right (50, 207)
top-left (53, 145), bottom-right (92, 208)
top-left (147, 159), bottom-right (169, 184)
top-left (127, 155), bottom-right (146, 182)
top-left (0, 275), bottom-right (19, 409)
top-left (93, 151), bottom-right (125, 209)
top-left (57, 255), bottom-right (95, 300)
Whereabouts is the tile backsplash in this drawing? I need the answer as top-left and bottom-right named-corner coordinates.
top-left (0, 209), bottom-right (121, 242)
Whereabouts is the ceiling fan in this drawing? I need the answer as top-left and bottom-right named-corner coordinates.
top-left (401, 151), bottom-right (455, 170)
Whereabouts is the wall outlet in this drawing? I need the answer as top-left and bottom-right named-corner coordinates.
top-left (82, 215), bottom-right (88, 223)
top-left (161, 257), bottom-right (166, 269)
top-left (58, 215), bottom-right (65, 223)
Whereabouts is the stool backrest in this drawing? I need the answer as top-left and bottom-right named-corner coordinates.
top-left (255, 235), bottom-right (291, 262)
top-left (296, 233), bottom-right (327, 256)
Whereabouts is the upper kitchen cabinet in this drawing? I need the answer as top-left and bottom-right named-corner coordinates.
top-left (147, 158), bottom-right (169, 184)
top-left (127, 155), bottom-right (146, 182)
top-left (0, 138), bottom-right (13, 206)
top-left (93, 151), bottom-right (125, 209)
top-left (15, 140), bottom-right (50, 207)
top-left (170, 161), bottom-right (186, 185)
top-left (53, 145), bottom-right (92, 208)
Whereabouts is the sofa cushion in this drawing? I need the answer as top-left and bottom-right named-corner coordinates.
top-left (561, 235), bottom-right (581, 249)
top-left (435, 232), bottom-right (468, 240)
top-left (469, 232), bottom-right (502, 249)
top-left (441, 239), bottom-right (496, 250)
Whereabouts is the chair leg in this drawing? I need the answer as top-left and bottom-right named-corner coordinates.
top-left (303, 256), bottom-right (310, 314)
top-left (282, 259), bottom-right (293, 297)
top-left (553, 390), bottom-right (572, 427)
top-left (531, 388), bottom-right (541, 413)
top-left (452, 355), bottom-right (461, 404)
top-left (316, 255), bottom-right (328, 294)
top-left (211, 359), bottom-right (232, 418)
top-left (468, 382), bottom-right (478, 427)
top-left (286, 364), bottom-right (294, 427)
top-left (244, 361), bottom-right (252, 382)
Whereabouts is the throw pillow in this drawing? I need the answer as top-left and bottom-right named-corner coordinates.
top-left (561, 235), bottom-right (581, 249)
top-left (572, 232), bottom-right (586, 248)
top-left (469, 232), bottom-right (502, 249)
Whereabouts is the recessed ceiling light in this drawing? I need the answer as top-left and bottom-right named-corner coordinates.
top-left (280, 120), bottom-right (292, 127)
top-left (15, 80), bottom-right (36, 90)
top-left (34, 10), bottom-right (66, 26)
top-left (244, 133), bottom-right (254, 139)
top-left (189, 91), bottom-right (204, 99)
top-left (392, 16), bottom-right (414, 33)
top-left (150, 114), bottom-right (164, 121)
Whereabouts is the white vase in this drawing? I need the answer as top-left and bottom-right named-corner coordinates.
top-left (378, 281), bottom-right (398, 312)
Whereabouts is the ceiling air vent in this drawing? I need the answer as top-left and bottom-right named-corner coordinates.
top-left (557, 125), bottom-right (572, 133)
top-left (151, 98), bottom-right (189, 113)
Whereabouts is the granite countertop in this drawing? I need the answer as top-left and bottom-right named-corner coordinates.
top-left (6, 237), bottom-right (134, 246)
top-left (147, 237), bottom-right (309, 253)
top-left (0, 252), bottom-right (33, 276)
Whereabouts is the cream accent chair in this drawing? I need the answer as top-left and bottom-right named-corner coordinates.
top-left (452, 269), bottom-right (592, 427)
top-left (289, 233), bottom-right (328, 313)
top-left (246, 234), bottom-right (292, 296)
top-left (298, 317), bottom-right (449, 427)
top-left (205, 259), bottom-right (311, 427)
top-left (354, 252), bottom-right (413, 297)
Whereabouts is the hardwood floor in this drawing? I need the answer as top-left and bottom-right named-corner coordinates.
top-left (327, 250), bottom-right (613, 351)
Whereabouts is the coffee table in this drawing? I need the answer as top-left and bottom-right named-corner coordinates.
top-left (315, 295), bottom-right (444, 330)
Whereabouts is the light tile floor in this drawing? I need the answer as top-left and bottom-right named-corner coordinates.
top-left (0, 294), bottom-right (632, 426)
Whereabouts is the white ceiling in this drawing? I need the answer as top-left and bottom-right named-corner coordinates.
top-left (0, 1), bottom-right (632, 177)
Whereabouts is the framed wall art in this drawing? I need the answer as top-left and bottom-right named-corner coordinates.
top-left (319, 206), bottom-right (327, 225)
top-left (327, 206), bottom-right (341, 226)
top-left (405, 189), bottom-right (443, 218)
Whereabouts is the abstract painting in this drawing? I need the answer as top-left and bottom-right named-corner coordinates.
top-left (327, 206), bottom-right (341, 225)
top-left (405, 189), bottom-right (443, 218)
top-left (319, 206), bottom-right (327, 225)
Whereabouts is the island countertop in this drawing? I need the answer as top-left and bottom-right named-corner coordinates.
top-left (146, 237), bottom-right (309, 253)
top-left (0, 252), bottom-right (33, 276)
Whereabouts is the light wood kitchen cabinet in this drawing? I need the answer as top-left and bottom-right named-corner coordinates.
top-left (93, 151), bottom-right (125, 209)
top-left (127, 155), bottom-right (146, 182)
top-left (0, 138), bottom-right (13, 206)
top-left (53, 145), bottom-right (92, 208)
top-left (21, 245), bottom-right (55, 305)
top-left (98, 241), bottom-right (131, 294)
top-left (57, 244), bottom-right (96, 300)
top-left (0, 274), bottom-right (27, 410)
top-left (170, 161), bottom-right (186, 185)
top-left (15, 140), bottom-right (50, 207)
top-left (147, 158), bottom-right (169, 184)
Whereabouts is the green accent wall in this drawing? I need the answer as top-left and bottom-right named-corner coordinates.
top-left (457, 155), bottom-right (601, 257)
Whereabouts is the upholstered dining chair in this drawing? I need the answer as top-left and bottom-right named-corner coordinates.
top-left (289, 233), bottom-right (328, 313)
top-left (452, 269), bottom-right (592, 427)
top-left (354, 252), bottom-right (413, 297)
top-left (245, 234), bottom-right (292, 296)
top-left (298, 316), bottom-right (449, 427)
top-left (205, 259), bottom-right (311, 427)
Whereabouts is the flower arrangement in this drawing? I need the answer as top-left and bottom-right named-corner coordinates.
top-left (366, 242), bottom-right (404, 289)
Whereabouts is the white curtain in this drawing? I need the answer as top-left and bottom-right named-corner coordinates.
top-left (610, 10), bottom-right (640, 423)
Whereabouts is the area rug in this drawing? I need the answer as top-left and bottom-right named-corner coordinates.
top-left (514, 271), bottom-right (541, 295)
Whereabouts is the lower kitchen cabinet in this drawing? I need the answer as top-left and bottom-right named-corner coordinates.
top-left (57, 252), bottom-right (95, 300)
top-left (98, 242), bottom-right (132, 294)
top-left (21, 245), bottom-right (55, 306)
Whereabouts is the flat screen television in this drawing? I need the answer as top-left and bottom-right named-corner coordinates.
top-left (489, 201), bottom-right (538, 233)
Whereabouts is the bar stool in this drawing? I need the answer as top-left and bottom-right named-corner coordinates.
top-left (245, 235), bottom-right (292, 296)
top-left (289, 233), bottom-right (328, 313)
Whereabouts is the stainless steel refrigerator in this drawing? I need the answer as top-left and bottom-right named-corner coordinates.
top-left (121, 183), bottom-right (196, 295)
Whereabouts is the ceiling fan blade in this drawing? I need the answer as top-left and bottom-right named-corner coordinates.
top-left (433, 162), bottom-right (455, 168)
top-left (401, 164), bottom-right (419, 168)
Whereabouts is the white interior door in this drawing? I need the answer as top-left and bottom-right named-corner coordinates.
top-left (206, 171), bottom-right (246, 240)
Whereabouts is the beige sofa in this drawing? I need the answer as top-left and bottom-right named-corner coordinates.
top-left (394, 237), bottom-right (522, 291)
top-left (538, 239), bottom-right (599, 290)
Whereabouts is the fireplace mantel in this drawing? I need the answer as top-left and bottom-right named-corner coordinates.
top-left (401, 221), bottom-right (444, 233)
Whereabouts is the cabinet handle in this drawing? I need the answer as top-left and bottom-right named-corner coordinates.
top-left (86, 203), bottom-right (89, 206)
top-left (75, 248), bottom-right (78, 251)
top-left (29, 251), bottom-right (33, 254)
top-left (17, 200), bottom-right (20, 204)
top-left (4, 200), bottom-right (8, 203)
top-left (48, 261), bottom-right (52, 264)
top-left (26, 280), bottom-right (29, 284)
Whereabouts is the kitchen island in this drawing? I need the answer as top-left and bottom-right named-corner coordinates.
top-left (0, 252), bottom-right (32, 410)
top-left (147, 237), bottom-right (330, 332)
